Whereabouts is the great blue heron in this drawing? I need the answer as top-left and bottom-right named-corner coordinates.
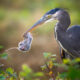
top-left (23, 8), bottom-right (80, 59)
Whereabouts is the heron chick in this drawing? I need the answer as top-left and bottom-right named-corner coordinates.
top-left (18, 32), bottom-right (33, 52)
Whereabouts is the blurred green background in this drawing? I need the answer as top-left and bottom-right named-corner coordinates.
top-left (0, 0), bottom-right (80, 73)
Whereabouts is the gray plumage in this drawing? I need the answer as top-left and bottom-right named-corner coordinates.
top-left (54, 9), bottom-right (80, 58)
top-left (24, 8), bottom-right (80, 58)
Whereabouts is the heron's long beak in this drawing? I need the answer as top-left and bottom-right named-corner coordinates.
top-left (27, 19), bottom-right (44, 32)
top-left (23, 18), bottom-right (45, 37)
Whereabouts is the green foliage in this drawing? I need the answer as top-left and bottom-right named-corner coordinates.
top-left (20, 64), bottom-right (44, 80)
top-left (0, 45), bottom-right (4, 49)
top-left (0, 64), bottom-right (44, 80)
top-left (56, 59), bottom-right (80, 80)
top-left (0, 67), bottom-right (17, 80)
top-left (0, 53), bottom-right (8, 59)
top-left (43, 52), bottom-right (56, 60)
top-left (0, 46), bottom-right (80, 80)
top-left (43, 52), bottom-right (52, 59)
top-left (0, 46), bottom-right (17, 80)
top-left (42, 52), bottom-right (80, 80)
top-left (0, 74), bottom-right (6, 80)
top-left (0, 45), bottom-right (8, 60)
top-left (0, 46), bottom-right (44, 80)
top-left (6, 67), bottom-right (17, 78)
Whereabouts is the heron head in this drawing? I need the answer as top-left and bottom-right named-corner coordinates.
top-left (25, 8), bottom-right (62, 33)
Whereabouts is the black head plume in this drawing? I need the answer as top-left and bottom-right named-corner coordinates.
top-left (45, 8), bottom-right (61, 15)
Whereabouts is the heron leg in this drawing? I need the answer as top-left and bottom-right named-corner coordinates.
top-left (60, 48), bottom-right (66, 59)
top-left (60, 47), bottom-right (74, 59)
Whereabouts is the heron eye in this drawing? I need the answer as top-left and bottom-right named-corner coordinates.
top-left (46, 15), bottom-right (51, 18)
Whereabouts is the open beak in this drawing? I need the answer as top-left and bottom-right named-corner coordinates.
top-left (23, 18), bottom-right (45, 37)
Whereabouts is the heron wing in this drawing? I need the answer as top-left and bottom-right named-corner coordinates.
top-left (66, 25), bottom-right (80, 56)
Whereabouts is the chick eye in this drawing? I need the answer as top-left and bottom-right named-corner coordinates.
top-left (19, 43), bottom-right (23, 46)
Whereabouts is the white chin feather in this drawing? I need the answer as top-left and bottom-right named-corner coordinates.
top-left (45, 18), bottom-right (54, 23)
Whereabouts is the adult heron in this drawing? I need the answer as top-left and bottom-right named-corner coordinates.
top-left (24, 8), bottom-right (80, 59)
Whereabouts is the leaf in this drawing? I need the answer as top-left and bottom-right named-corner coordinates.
top-left (6, 67), bottom-right (14, 75)
top-left (20, 64), bottom-right (32, 77)
top-left (22, 64), bottom-right (32, 73)
top-left (59, 72), bottom-right (68, 79)
top-left (33, 72), bottom-right (44, 77)
top-left (75, 58), bottom-right (80, 62)
top-left (19, 71), bottom-right (26, 77)
top-left (0, 45), bottom-right (4, 49)
top-left (68, 67), bottom-right (80, 80)
top-left (9, 77), bottom-right (13, 80)
top-left (0, 53), bottom-right (8, 59)
top-left (41, 65), bottom-right (47, 70)
top-left (0, 68), bottom-right (5, 74)
top-left (0, 75), bottom-right (6, 80)
top-left (63, 59), bottom-right (70, 64)
top-left (54, 63), bottom-right (68, 69)
top-left (43, 52), bottom-right (51, 59)
top-left (51, 58), bottom-right (56, 61)
top-left (51, 54), bottom-right (56, 57)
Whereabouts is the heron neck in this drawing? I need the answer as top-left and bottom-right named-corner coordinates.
top-left (57, 16), bottom-right (70, 30)
top-left (55, 17), bottom-right (71, 41)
